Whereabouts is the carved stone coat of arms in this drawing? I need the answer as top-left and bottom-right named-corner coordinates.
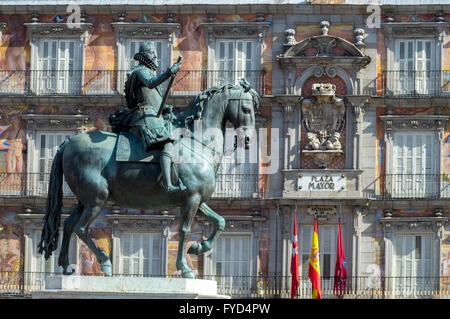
top-left (301, 83), bottom-right (345, 168)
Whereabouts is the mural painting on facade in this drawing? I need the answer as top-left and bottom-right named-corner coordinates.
top-left (0, 105), bottom-right (27, 194)
top-left (168, 217), bottom-right (202, 277)
top-left (0, 212), bottom-right (24, 287)
top-left (78, 209), bottom-right (111, 275)
top-left (84, 15), bottom-right (117, 94)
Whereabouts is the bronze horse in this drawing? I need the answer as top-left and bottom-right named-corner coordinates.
top-left (38, 80), bottom-right (259, 278)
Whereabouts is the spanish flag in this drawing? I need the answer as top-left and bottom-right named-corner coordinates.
top-left (308, 216), bottom-right (322, 299)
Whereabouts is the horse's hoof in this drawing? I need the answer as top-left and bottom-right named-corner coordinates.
top-left (187, 242), bottom-right (202, 255)
top-left (101, 259), bottom-right (112, 276)
top-left (181, 270), bottom-right (196, 279)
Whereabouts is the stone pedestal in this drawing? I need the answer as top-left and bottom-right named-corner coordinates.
top-left (31, 275), bottom-right (230, 299)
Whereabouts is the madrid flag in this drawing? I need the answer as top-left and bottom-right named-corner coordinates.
top-left (333, 218), bottom-right (347, 296)
top-left (290, 214), bottom-right (299, 299)
top-left (308, 216), bottom-right (322, 299)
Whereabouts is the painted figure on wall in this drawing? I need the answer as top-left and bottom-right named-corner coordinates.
top-left (0, 112), bottom-right (25, 173)
top-left (3, 15), bottom-right (27, 70)
top-left (177, 15), bottom-right (203, 70)
top-left (0, 213), bottom-right (23, 275)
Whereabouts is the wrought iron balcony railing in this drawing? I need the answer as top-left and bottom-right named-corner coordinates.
top-left (1, 271), bottom-right (449, 299)
top-left (377, 173), bottom-right (450, 199)
top-left (0, 69), bottom-right (266, 96)
top-left (0, 172), bottom-right (264, 199)
top-left (381, 70), bottom-right (450, 97)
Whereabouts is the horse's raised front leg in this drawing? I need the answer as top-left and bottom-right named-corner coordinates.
top-left (73, 205), bottom-right (112, 276)
top-left (176, 193), bottom-right (201, 279)
top-left (188, 203), bottom-right (225, 256)
top-left (58, 202), bottom-right (84, 275)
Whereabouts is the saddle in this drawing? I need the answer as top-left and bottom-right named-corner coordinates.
top-left (115, 131), bottom-right (183, 188)
top-left (115, 131), bottom-right (159, 163)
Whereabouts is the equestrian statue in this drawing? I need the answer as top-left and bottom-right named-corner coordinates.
top-left (38, 41), bottom-right (260, 279)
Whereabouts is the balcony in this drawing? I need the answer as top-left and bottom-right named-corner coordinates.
top-left (0, 69), bottom-right (266, 96)
top-left (381, 70), bottom-right (450, 97)
top-left (377, 174), bottom-right (450, 199)
top-left (1, 272), bottom-right (449, 299)
top-left (0, 172), bottom-right (264, 199)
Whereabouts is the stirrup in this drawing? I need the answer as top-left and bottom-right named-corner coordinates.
top-left (165, 185), bottom-right (182, 193)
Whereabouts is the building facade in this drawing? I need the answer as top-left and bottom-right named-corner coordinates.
top-left (0, 0), bottom-right (449, 298)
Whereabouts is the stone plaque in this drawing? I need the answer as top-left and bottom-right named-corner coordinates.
top-left (307, 205), bottom-right (337, 217)
top-left (298, 173), bottom-right (346, 191)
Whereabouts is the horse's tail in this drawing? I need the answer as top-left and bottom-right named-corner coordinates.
top-left (38, 139), bottom-right (69, 260)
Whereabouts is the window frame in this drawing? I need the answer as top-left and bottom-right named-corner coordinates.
top-left (20, 213), bottom-right (79, 290)
top-left (106, 214), bottom-right (175, 277)
top-left (25, 22), bottom-right (90, 95)
top-left (111, 22), bottom-right (179, 94)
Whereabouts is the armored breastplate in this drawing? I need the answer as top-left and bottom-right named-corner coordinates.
top-left (135, 85), bottom-right (163, 109)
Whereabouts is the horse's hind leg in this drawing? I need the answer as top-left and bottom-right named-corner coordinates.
top-left (73, 204), bottom-right (112, 276)
top-left (188, 203), bottom-right (225, 255)
top-left (58, 202), bottom-right (84, 275)
top-left (176, 193), bottom-right (201, 279)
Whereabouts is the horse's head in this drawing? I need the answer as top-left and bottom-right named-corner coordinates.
top-left (225, 79), bottom-right (260, 149)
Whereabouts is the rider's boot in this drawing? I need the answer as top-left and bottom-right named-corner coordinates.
top-left (160, 150), bottom-right (182, 193)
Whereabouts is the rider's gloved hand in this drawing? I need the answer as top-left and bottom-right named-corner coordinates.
top-left (163, 105), bottom-right (175, 121)
top-left (169, 62), bottom-right (181, 77)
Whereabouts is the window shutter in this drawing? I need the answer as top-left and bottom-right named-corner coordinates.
top-left (392, 132), bottom-right (435, 197)
top-left (121, 233), bottom-right (130, 274)
top-left (120, 232), bottom-right (162, 276)
top-left (211, 235), bottom-right (251, 284)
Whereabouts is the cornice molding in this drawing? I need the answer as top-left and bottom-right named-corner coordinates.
top-left (200, 22), bottom-right (270, 42)
top-left (24, 22), bottom-right (92, 37)
top-left (111, 22), bottom-right (180, 40)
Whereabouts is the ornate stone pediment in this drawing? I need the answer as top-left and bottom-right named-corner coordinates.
top-left (111, 22), bottom-right (180, 43)
top-left (278, 21), bottom-right (371, 95)
top-left (200, 22), bottom-right (270, 43)
top-left (380, 115), bottom-right (449, 141)
top-left (301, 83), bottom-right (345, 168)
top-left (277, 21), bottom-right (371, 68)
top-left (22, 113), bottom-right (89, 133)
top-left (24, 22), bottom-right (92, 41)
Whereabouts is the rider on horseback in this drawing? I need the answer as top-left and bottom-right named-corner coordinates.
top-left (124, 41), bottom-right (184, 193)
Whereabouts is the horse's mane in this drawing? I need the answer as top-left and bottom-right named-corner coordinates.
top-left (178, 79), bottom-right (261, 128)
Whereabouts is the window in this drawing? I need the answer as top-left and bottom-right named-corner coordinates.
top-left (210, 235), bottom-right (252, 289)
top-left (394, 234), bottom-right (434, 291)
top-left (394, 39), bottom-right (435, 95)
top-left (215, 128), bottom-right (259, 198)
top-left (118, 232), bottom-right (163, 276)
top-left (391, 131), bottom-right (435, 198)
top-left (125, 39), bottom-right (166, 76)
top-left (214, 40), bottom-right (258, 89)
top-left (300, 225), bottom-right (337, 280)
top-left (37, 39), bottom-right (80, 94)
top-left (34, 132), bottom-right (73, 196)
top-left (28, 229), bottom-right (77, 289)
